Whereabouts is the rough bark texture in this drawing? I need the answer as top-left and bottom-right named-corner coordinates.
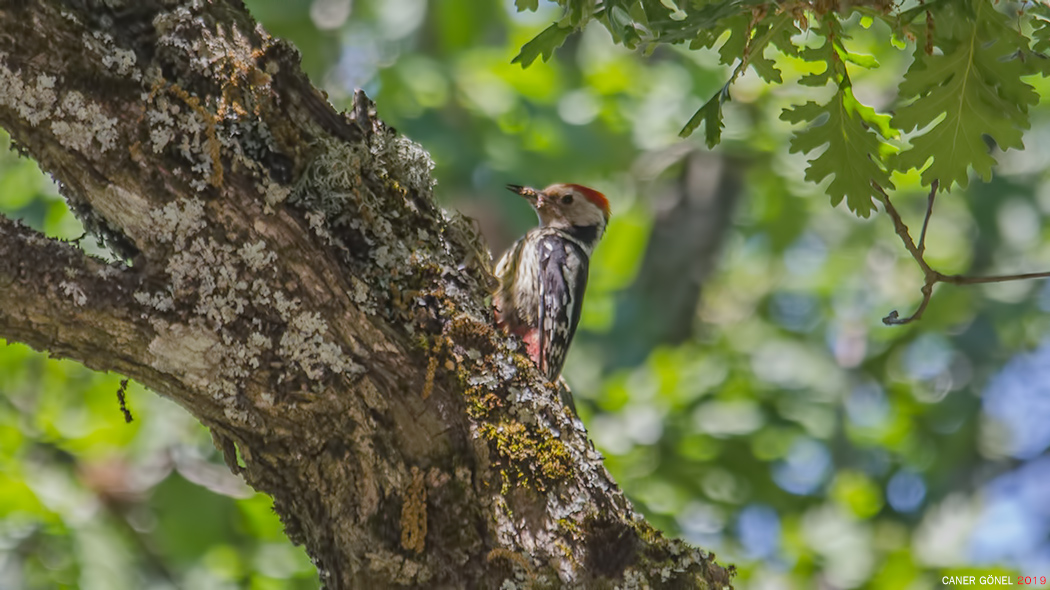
top-left (0, 1), bottom-right (735, 588)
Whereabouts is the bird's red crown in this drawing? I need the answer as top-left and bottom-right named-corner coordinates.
top-left (566, 184), bottom-right (611, 220)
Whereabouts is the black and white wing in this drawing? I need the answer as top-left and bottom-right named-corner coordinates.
top-left (536, 234), bottom-right (589, 381)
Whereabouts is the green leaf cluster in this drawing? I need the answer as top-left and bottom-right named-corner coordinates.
top-left (514, 0), bottom-right (1050, 216)
top-left (893, 1), bottom-right (1039, 189)
top-left (780, 18), bottom-right (896, 217)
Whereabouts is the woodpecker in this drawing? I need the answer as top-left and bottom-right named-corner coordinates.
top-left (494, 183), bottom-right (610, 407)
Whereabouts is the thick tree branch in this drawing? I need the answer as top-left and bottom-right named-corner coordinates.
top-left (0, 1), bottom-right (733, 588)
top-left (0, 216), bottom-right (234, 417)
top-left (875, 182), bottom-right (1050, 325)
top-left (0, 217), bottom-right (160, 380)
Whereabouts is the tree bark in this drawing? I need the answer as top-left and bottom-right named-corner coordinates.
top-left (0, 1), bottom-right (735, 588)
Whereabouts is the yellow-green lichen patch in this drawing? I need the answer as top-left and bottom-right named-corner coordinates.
top-left (405, 283), bottom-right (582, 496)
top-left (556, 517), bottom-right (581, 536)
top-left (478, 421), bottom-right (573, 492)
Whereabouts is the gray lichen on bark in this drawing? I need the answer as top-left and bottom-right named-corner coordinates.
top-left (0, 1), bottom-right (735, 588)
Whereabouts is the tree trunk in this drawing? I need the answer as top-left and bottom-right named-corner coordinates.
top-left (0, 1), bottom-right (735, 587)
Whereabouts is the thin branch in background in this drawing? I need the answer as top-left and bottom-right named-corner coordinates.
top-left (881, 280), bottom-right (935, 326)
top-left (873, 182), bottom-right (1050, 326)
top-left (941, 270), bottom-right (1050, 285)
top-left (916, 180), bottom-right (937, 255)
top-left (872, 182), bottom-right (931, 274)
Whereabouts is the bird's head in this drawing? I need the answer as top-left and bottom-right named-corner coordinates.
top-left (506, 183), bottom-right (610, 241)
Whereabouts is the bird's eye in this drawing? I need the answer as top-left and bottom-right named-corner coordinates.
top-left (561, 194), bottom-right (574, 205)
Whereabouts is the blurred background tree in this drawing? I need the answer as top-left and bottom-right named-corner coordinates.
top-left (2, 0), bottom-right (1049, 588)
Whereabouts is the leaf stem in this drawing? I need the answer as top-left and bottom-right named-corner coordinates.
top-left (916, 179), bottom-right (937, 256)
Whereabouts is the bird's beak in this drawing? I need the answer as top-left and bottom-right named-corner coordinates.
top-left (506, 184), bottom-right (540, 205)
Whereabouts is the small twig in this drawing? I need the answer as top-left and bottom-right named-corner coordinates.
top-left (916, 180), bottom-right (937, 256)
top-left (872, 182), bottom-right (1050, 326)
top-left (116, 378), bottom-right (133, 423)
top-left (872, 182), bottom-right (932, 275)
top-left (881, 280), bottom-right (935, 326)
top-left (941, 270), bottom-right (1050, 285)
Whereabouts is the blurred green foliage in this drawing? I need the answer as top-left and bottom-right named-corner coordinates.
top-left (3, 1), bottom-right (1050, 588)
top-left (521, 0), bottom-right (1050, 217)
